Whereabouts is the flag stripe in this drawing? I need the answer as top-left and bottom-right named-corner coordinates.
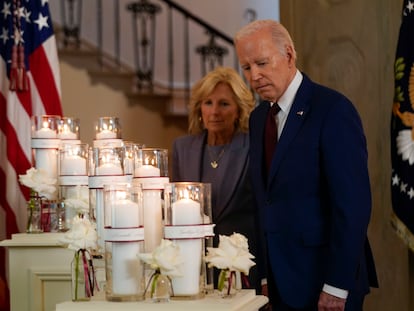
top-left (29, 44), bottom-right (62, 116)
top-left (0, 2), bottom-right (63, 310)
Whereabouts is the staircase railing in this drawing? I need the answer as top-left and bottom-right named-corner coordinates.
top-left (54, 0), bottom-right (240, 101)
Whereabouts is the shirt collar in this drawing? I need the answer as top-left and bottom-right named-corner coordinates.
top-left (276, 70), bottom-right (303, 114)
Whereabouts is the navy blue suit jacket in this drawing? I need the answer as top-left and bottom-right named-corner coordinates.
top-left (249, 74), bottom-right (378, 308)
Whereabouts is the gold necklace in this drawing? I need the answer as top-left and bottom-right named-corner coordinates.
top-left (207, 146), bottom-right (226, 168)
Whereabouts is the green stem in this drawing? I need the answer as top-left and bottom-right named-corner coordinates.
top-left (74, 252), bottom-right (80, 300)
top-left (151, 271), bottom-right (160, 298)
top-left (218, 269), bottom-right (227, 291)
top-left (26, 191), bottom-right (37, 231)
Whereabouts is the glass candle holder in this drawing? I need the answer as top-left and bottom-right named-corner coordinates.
top-left (123, 141), bottom-right (143, 176)
top-left (163, 182), bottom-right (213, 299)
top-left (58, 117), bottom-right (80, 140)
top-left (31, 115), bottom-right (60, 138)
top-left (91, 147), bottom-right (125, 176)
top-left (103, 183), bottom-right (145, 301)
top-left (59, 143), bottom-right (89, 176)
top-left (95, 117), bottom-right (122, 140)
top-left (134, 148), bottom-right (168, 178)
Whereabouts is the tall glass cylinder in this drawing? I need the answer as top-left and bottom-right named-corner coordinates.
top-left (89, 146), bottom-right (128, 252)
top-left (59, 143), bottom-right (89, 229)
top-left (104, 183), bottom-right (145, 301)
top-left (133, 147), bottom-right (169, 253)
top-left (163, 182), bottom-right (213, 299)
top-left (31, 115), bottom-right (61, 199)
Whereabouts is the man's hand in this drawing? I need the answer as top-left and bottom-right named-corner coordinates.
top-left (318, 291), bottom-right (346, 311)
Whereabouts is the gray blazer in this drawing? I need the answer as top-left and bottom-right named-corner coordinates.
top-left (172, 130), bottom-right (261, 290)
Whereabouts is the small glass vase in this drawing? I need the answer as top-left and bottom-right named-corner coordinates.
top-left (218, 269), bottom-right (240, 298)
top-left (26, 194), bottom-right (43, 233)
top-left (71, 250), bottom-right (95, 301)
top-left (146, 270), bottom-right (173, 303)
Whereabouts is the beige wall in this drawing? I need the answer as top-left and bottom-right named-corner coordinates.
top-left (60, 62), bottom-right (188, 175)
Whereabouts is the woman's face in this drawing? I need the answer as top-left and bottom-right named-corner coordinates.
top-left (200, 82), bottom-right (239, 138)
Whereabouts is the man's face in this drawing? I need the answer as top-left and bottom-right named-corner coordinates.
top-left (235, 28), bottom-right (294, 103)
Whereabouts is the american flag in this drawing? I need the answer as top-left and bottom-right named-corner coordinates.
top-left (0, 0), bottom-right (62, 309)
top-left (391, 0), bottom-right (414, 251)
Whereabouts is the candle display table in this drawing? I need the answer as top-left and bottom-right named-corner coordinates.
top-left (0, 233), bottom-right (74, 311)
top-left (1, 234), bottom-right (268, 311)
top-left (56, 290), bottom-right (268, 311)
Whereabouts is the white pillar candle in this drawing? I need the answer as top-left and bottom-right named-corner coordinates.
top-left (60, 155), bottom-right (87, 175)
top-left (58, 131), bottom-right (77, 140)
top-left (111, 198), bottom-right (141, 295)
top-left (33, 127), bottom-right (57, 138)
top-left (143, 190), bottom-right (163, 252)
top-left (111, 199), bottom-right (140, 228)
top-left (96, 130), bottom-right (117, 140)
top-left (171, 198), bottom-right (202, 296)
top-left (134, 165), bottom-right (160, 177)
top-left (112, 242), bottom-right (141, 296)
top-left (95, 163), bottom-right (123, 175)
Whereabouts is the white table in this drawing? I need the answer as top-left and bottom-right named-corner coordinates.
top-left (56, 290), bottom-right (268, 311)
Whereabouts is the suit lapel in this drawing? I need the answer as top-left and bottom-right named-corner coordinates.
top-left (267, 75), bottom-right (313, 186)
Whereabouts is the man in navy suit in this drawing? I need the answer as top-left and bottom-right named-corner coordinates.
top-left (234, 20), bottom-right (378, 311)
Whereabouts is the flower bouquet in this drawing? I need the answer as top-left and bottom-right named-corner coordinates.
top-left (138, 239), bottom-right (183, 302)
top-left (205, 232), bottom-right (256, 297)
top-left (59, 215), bottom-right (99, 301)
top-left (19, 167), bottom-right (57, 233)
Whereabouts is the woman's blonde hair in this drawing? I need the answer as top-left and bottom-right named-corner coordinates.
top-left (188, 66), bottom-right (255, 134)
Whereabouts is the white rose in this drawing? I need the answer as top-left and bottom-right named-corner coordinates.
top-left (138, 239), bottom-right (183, 277)
top-left (205, 233), bottom-right (255, 275)
top-left (60, 216), bottom-right (98, 251)
top-left (19, 167), bottom-right (57, 199)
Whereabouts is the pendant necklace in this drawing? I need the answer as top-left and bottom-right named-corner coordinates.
top-left (207, 146), bottom-right (226, 169)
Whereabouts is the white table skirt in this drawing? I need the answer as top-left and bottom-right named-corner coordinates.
top-left (56, 289), bottom-right (268, 311)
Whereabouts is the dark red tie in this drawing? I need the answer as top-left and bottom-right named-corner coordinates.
top-left (264, 103), bottom-right (280, 172)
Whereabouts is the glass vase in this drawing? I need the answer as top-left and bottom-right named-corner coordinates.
top-left (26, 194), bottom-right (43, 233)
top-left (147, 270), bottom-right (173, 303)
top-left (218, 269), bottom-right (240, 298)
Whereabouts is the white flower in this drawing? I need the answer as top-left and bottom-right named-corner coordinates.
top-left (19, 167), bottom-right (57, 199)
top-left (138, 239), bottom-right (183, 277)
top-left (205, 233), bottom-right (255, 275)
top-left (64, 186), bottom-right (89, 214)
top-left (59, 216), bottom-right (98, 251)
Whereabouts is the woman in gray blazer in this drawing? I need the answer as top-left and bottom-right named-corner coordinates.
top-left (171, 66), bottom-right (262, 292)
